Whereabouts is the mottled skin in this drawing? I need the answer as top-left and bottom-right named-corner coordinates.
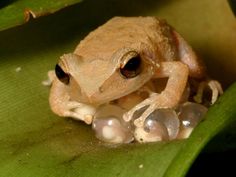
top-left (49, 17), bottom-right (206, 127)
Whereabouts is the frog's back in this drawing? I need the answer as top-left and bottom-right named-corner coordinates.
top-left (74, 17), bottom-right (178, 62)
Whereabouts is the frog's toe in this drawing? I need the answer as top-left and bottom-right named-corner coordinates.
top-left (66, 101), bottom-right (83, 110)
top-left (133, 105), bottom-right (156, 128)
top-left (123, 111), bottom-right (134, 122)
top-left (194, 80), bottom-right (223, 104)
top-left (61, 101), bottom-right (96, 124)
top-left (207, 80), bottom-right (223, 104)
top-left (64, 110), bottom-right (94, 124)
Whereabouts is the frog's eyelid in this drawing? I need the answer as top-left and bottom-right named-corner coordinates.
top-left (120, 51), bottom-right (139, 67)
top-left (119, 55), bottom-right (142, 79)
top-left (110, 47), bottom-right (139, 69)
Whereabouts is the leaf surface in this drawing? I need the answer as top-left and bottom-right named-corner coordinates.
top-left (0, 0), bottom-right (235, 177)
top-left (0, 0), bottom-right (82, 31)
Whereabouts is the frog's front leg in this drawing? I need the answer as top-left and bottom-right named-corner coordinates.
top-left (49, 79), bottom-right (96, 124)
top-left (123, 61), bottom-right (189, 128)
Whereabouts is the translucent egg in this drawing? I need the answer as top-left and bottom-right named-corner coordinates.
top-left (133, 108), bottom-right (179, 142)
top-left (134, 121), bottom-right (169, 143)
top-left (92, 104), bottom-right (134, 144)
top-left (145, 109), bottom-right (180, 140)
top-left (177, 102), bottom-right (208, 138)
top-left (178, 102), bottom-right (208, 128)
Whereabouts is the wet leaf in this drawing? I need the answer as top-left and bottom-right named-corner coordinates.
top-left (0, 0), bottom-right (236, 177)
top-left (0, 0), bottom-right (82, 31)
top-left (165, 83), bottom-right (236, 177)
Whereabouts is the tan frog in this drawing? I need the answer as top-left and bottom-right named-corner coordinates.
top-left (49, 17), bottom-right (222, 128)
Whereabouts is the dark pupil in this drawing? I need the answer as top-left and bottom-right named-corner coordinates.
top-left (120, 56), bottom-right (141, 78)
top-left (55, 64), bottom-right (70, 84)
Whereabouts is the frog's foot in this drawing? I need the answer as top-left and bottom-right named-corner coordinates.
top-left (194, 80), bottom-right (223, 104)
top-left (123, 93), bottom-right (157, 123)
top-left (123, 93), bottom-right (174, 128)
top-left (208, 80), bottom-right (223, 104)
top-left (57, 101), bottom-right (96, 124)
top-left (133, 106), bottom-right (157, 128)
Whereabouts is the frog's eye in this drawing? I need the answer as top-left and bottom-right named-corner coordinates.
top-left (55, 64), bottom-right (70, 85)
top-left (120, 55), bottom-right (142, 78)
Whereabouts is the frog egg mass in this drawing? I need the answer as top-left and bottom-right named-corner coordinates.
top-left (91, 101), bottom-right (208, 144)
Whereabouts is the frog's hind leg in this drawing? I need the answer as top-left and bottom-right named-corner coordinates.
top-left (173, 30), bottom-right (205, 79)
top-left (173, 31), bottom-right (223, 104)
top-left (193, 80), bottom-right (223, 104)
top-left (123, 61), bottom-right (189, 128)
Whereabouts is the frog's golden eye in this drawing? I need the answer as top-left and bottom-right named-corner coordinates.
top-left (120, 55), bottom-right (142, 78)
top-left (55, 64), bottom-right (70, 85)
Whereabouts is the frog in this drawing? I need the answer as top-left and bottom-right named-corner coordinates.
top-left (49, 16), bottom-right (222, 128)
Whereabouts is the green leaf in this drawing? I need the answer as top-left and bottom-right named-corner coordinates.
top-left (0, 0), bottom-right (236, 177)
top-left (0, 0), bottom-right (82, 31)
top-left (165, 83), bottom-right (236, 177)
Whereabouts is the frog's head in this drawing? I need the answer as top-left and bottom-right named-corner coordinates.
top-left (55, 44), bottom-right (158, 105)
